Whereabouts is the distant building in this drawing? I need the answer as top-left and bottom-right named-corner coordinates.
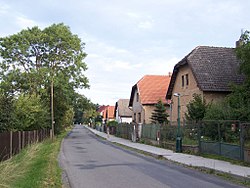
top-left (114, 99), bottom-right (132, 123)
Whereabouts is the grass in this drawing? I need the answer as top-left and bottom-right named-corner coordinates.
top-left (0, 130), bottom-right (67, 188)
top-left (199, 153), bottom-right (250, 167)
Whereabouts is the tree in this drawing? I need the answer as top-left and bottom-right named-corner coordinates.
top-left (185, 94), bottom-right (208, 122)
top-left (225, 30), bottom-right (250, 121)
top-left (0, 94), bottom-right (15, 132)
top-left (0, 23), bottom-right (89, 94)
top-left (204, 101), bottom-right (234, 120)
top-left (0, 23), bottom-right (89, 132)
top-left (150, 99), bottom-right (169, 124)
top-left (236, 31), bottom-right (250, 82)
top-left (14, 94), bottom-right (50, 131)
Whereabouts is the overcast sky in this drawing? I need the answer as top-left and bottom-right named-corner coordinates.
top-left (0, 0), bottom-right (249, 105)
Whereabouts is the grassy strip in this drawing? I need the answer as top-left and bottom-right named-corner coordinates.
top-left (0, 131), bottom-right (67, 188)
top-left (199, 153), bottom-right (250, 167)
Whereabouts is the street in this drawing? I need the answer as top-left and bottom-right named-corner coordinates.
top-left (59, 125), bottom-right (244, 188)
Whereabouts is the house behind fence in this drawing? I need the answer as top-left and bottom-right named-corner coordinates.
top-left (0, 129), bottom-right (51, 162)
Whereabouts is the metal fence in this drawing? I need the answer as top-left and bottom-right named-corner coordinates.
top-left (0, 129), bottom-right (51, 162)
top-left (116, 121), bottom-right (250, 161)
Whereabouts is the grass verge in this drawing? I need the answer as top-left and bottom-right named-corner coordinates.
top-left (0, 131), bottom-right (67, 188)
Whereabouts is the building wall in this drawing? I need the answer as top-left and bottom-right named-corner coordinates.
top-left (143, 105), bottom-right (155, 124)
top-left (170, 64), bottom-right (230, 123)
top-left (132, 89), bottom-right (145, 124)
top-left (203, 91), bottom-right (229, 104)
top-left (120, 117), bottom-right (132, 123)
top-left (170, 64), bottom-right (202, 122)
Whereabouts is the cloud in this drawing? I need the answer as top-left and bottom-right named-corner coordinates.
top-left (16, 15), bottom-right (37, 29)
top-left (0, 3), bottom-right (9, 14)
top-left (126, 11), bottom-right (154, 30)
top-left (138, 20), bottom-right (153, 29)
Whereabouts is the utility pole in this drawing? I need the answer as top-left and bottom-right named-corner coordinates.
top-left (51, 76), bottom-right (54, 140)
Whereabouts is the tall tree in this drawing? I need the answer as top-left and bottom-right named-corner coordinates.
top-left (150, 99), bottom-right (169, 124)
top-left (0, 23), bottom-right (89, 132)
top-left (0, 23), bottom-right (89, 94)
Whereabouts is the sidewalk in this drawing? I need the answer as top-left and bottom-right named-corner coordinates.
top-left (85, 126), bottom-right (250, 179)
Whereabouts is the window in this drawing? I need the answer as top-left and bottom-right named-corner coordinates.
top-left (185, 74), bottom-right (189, 86)
top-left (138, 113), bottom-right (141, 123)
top-left (134, 113), bottom-right (136, 122)
top-left (181, 74), bottom-right (189, 88)
top-left (136, 93), bottom-right (139, 102)
top-left (181, 75), bottom-right (184, 87)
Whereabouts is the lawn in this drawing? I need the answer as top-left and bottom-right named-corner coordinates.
top-left (0, 131), bottom-right (67, 188)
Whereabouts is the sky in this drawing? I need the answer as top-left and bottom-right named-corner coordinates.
top-left (0, 0), bottom-right (249, 105)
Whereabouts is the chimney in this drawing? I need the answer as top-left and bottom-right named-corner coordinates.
top-left (168, 72), bottom-right (172, 77)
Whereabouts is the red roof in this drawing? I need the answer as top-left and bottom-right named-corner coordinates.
top-left (129, 75), bottom-right (171, 106)
top-left (101, 105), bottom-right (115, 119)
top-left (107, 106), bottom-right (115, 119)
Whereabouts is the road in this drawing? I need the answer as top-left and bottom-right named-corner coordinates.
top-left (59, 125), bottom-right (244, 188)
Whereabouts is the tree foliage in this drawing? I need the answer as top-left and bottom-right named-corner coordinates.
top-left (204, 101), bottom-right (234, 120)
top-left (14, 94), bottom-right (50, 131)
top-left (0, 23), bottom-right (92, 132)
top-left (0, 94), bottom-right (15, 132)
top-left (185, 94), bottom-right (208, 122)
top-left (225, 30), bottom-right (250, 121)
top-left (150, 99), bottom-right (169, 124)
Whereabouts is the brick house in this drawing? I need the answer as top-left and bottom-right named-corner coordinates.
top-left (166, 46), bottom-right (245, 123)
top-left (129, 75), bottom-right (171, 124)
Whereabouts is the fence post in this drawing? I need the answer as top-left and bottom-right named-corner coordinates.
top-left (22, 131), bottom-right (25, 148)
top-left (50, 129), bottom-right (53, 140)
top-left (28, 131), bottom-right (31, 145)
top-left (197, 121), bottom-right (201, 153)
top-left (218, 122), bottom-right (221, 156)
top-left (18, 131), bottom-right (21, 153)
top-left (33, 130), bottom-right (35, 144)
top-left (240, 123), bottom-right (244, 161)
top-left (10, 131), bottom-right (13, 158)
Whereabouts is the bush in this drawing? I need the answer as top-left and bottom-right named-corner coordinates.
top-left (107, 120), bottom-right (118, 127)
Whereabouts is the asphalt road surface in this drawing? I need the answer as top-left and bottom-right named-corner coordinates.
top-left (59, 125), bottom-right (245, 188)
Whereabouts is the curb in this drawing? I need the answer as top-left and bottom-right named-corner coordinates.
top-left (85, 126), bottom-right (250, 182)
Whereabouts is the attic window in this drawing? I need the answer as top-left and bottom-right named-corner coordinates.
top-left (136, 93), bottom-right (139, 102)
top-left (181, 75), bottom-right (184, 87)
top-left (182, 74), bottom-right (189, 87)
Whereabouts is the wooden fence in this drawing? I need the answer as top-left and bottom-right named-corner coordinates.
top-left (0, 129), bottom-right (51, 162)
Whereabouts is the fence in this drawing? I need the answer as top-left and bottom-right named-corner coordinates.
top-left (0, 129), bottom-right (51, 162)
top-left (115, 123), bottom-right (134, 140)
top-left (94, 120), bottom-right (250, 162)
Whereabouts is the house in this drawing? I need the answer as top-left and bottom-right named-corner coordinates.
top-left (103, 105), bottom-right (115, 124)
top-left (114, 99), bottom-right (132, 123)
top-left (166, 46), bottom-right (245, 123)
top-left (129, 75), bottom-right (171, 124)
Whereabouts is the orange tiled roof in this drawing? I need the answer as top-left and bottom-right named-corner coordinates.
top-left (107, 106), bottom-right (115, 119)
top-left (131, 75), bottom-right (171, 105)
